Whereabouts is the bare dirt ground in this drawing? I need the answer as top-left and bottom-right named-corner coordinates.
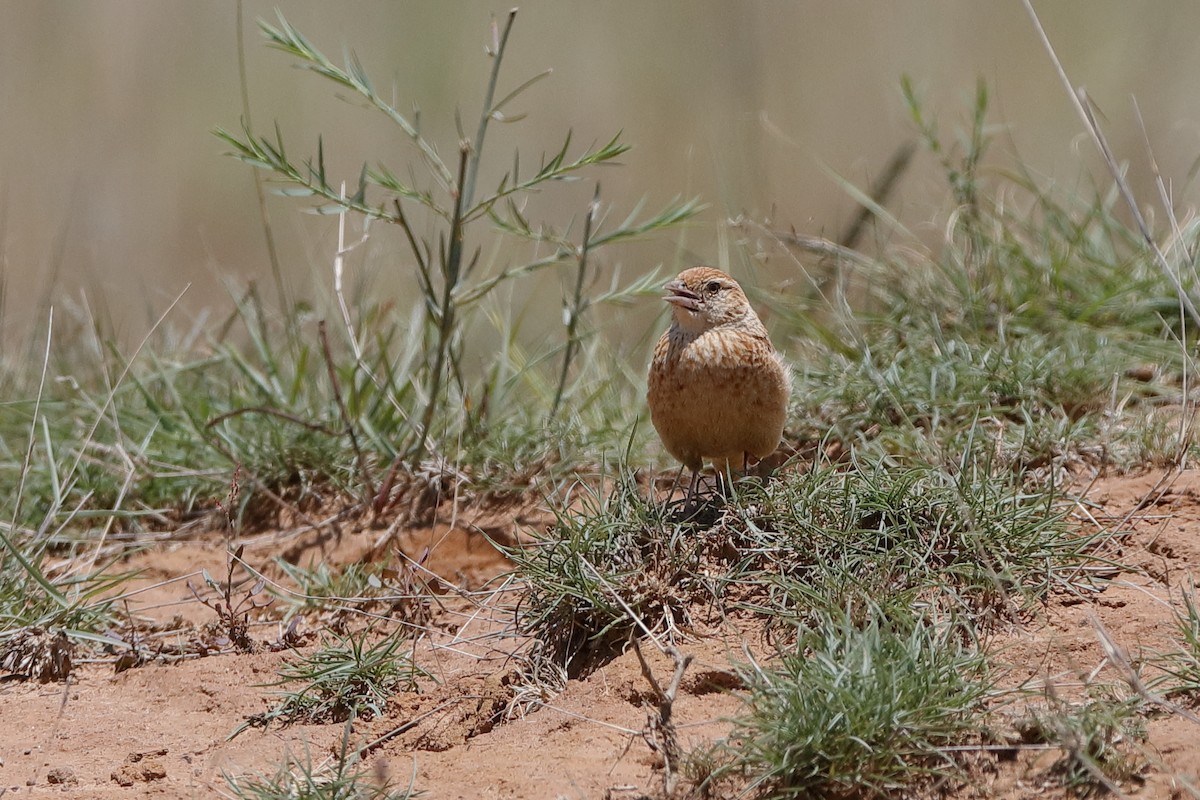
top-left (4, 469), bottom-right (1200, 799)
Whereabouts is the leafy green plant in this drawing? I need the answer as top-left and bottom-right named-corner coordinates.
top-left (216, 10), bottom-right (698, 465)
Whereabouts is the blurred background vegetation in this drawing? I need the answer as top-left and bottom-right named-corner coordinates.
top-left (1, 1), bottom-right (1199, 347)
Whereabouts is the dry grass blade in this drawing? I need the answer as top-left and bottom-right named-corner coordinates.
top-left (1020, 0), bottom-right (1200, 328)
top-left (0, 627), bottom-right (72, 682)
top-left (1088, 611), bottom-right (1200, 727)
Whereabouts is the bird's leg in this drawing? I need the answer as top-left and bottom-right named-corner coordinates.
top-left (684, 467), bottom-right (701, 508)
top-left (663, 463), bottom-right (686, 509)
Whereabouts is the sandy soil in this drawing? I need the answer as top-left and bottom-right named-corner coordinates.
top-left (4, 469), bottom-right (1200, 799)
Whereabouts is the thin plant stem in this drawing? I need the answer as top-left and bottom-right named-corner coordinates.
top-left (11, 309), bottom-right (53, 530)
top-left (410, 145), bottom-right (470, 464)
top-left (235, 0), bottom-right (287, 319)
top-left (551, 184), bottom-right (600, 418)
top-left (462, 9), bottom-right (518, 210)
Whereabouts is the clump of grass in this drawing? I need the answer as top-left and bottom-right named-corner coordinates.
top-left (1156, 584), bottom-right (1200, 702)
top-left (0, 327), bottom-right (142, 667)
top-left (734, 454), bottom-right (1090, 628)
top-left (509, 445), bottom-right (1089, 675)
top-left (712, 610), bottom-right (987, 799)
top-left (793, 328), bottom-right (1158, 464)
top-left (0, 295), bottom-right (350, 534)
top-left (0, 550), bottom-right (119, 638)
top-left (1015, 689), bottom-right (1145, 795)
top-left (233, 629), bottom-right (423, 738)
top-left (765, 77), bottom-right (1186, 475)
top-left (896, 76), bottom-right (1188, 345)
top-left (225, 723), bottom-right (417, 800)
top-left (504, 471), bottom-right (718, 675)
top-left (0, 422), bottom-right (124, 644)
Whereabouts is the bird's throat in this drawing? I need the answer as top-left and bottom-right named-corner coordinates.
top-left (671, 308), bottom-right (710, 336)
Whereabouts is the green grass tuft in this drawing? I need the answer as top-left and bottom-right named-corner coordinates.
top-left (233, 629), bottom-right (424, 738)
top-left (716, 610), bottom-right (987, 799)
top-left (504, 471), bottom-right (713, 674)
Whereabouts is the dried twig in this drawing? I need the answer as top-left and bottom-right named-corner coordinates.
top-left (631, 636), bottom-right (693, 797)
top-left (355, 699), bottom-right (462, 757)
top-left (839, 141), bottom-right (917, 249)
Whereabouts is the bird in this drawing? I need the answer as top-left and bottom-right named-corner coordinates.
top-left (647, 266), bottom-right (790, 503)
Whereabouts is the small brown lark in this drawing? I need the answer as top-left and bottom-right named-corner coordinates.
top-left (647, 266), bottom-right (790, 500)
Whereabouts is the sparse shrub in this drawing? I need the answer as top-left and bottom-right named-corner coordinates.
top-left (216, 10), bottom-right (697, 468)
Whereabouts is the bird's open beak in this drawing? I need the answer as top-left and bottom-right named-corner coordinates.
top-left (663, 280), bottom-right (701, 312)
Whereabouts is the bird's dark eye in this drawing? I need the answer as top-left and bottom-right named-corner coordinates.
top-left (705, 280), bottom-right (722, 294)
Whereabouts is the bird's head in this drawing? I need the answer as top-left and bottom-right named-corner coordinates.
top-left (663, 267), bottom-right (753, 333)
